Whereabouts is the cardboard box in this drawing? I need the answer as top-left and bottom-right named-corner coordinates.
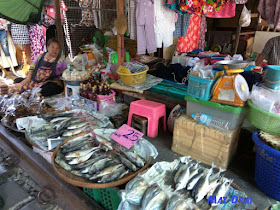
top-left (172, 115), bottom-right (240, 168)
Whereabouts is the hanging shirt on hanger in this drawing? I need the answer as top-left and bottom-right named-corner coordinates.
top-left (135, 0), bottom-right (157, 54)
top-left (154, 0), bottom-right (176, 48)
top-left (173, 13), bottom-right (191, 37)
top-left (29, 25), bottom-right (45, 62)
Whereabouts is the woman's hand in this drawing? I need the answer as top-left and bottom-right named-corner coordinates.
top-left (14, 83), bottom-right (23, 92)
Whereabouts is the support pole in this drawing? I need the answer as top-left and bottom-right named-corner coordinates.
top-left (117, 0), bottom-right (125, 66)
top-left (54, 0), bottom-right (65, 53)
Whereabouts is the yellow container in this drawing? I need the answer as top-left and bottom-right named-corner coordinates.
top-left (117, 67), bottom-right (149, 86)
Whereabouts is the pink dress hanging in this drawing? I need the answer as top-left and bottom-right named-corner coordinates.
top-left (206, 2), bottom-right (236, 18)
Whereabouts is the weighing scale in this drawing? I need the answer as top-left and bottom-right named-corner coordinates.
top-left (211, 68), bottom-right (249, 107)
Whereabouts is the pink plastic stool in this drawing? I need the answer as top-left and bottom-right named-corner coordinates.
top-left (127, 99), bottom-right (166, 138)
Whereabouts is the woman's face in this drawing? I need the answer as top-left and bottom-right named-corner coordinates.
top-left (47, 42), bottom-right (60, 58)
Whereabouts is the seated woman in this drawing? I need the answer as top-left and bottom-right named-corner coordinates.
top-left (14, 38), bottom-right (67, 96)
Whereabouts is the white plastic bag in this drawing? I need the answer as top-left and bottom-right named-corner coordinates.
top-left (167, 105), bottom-right (184, 133)
top-left (240, 6), bottom-right (251, 27)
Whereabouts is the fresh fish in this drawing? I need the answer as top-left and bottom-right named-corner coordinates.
top-left (67, 122), bottom-right (89, 130)
top-left (211, 179), bottom-right (233, 206)
top-left (99, 165), bottom-right (126, 183)
top-left (68, 119), bottom-right (83, 125)
top-left (141, 185), bottom-right (161, 209)
top-left (47, 130), bottom-right (66, 139)
top-left (209, 166), bottom-right (226, 182)
top-left (30, 126), bottom-right (53, 135)
top-left (125, 177), bottom-right (149, 205)
top-left (55, 156), bottom-right (72, 171)
top-left (53, 118), bottom-right (72, 131)
top-left (175, 163), bottom-right (194, 191)
top-left (174, 163), bottom-right (187, 184)
top-left (68, 151), bottom-right (95, 165)
top-left (89, 164), bottom-right (123, 180)
top-left (118, 170), bottom-right (129, 179)
top-left (62, 127), bottom-right (88, 137)
top-left (87, 158), bottom-right (110, 174)
top-left (61, 133), bottom-right (92, 149)
top-left (206, 177), bottom-right (224, 199)
top-left (61, 141), bottom-right (91, 154)
top-left (192, 164), bottom-right (215, 203)
top-left (50, 117), bottom-right (71, 124)
top-left (143, 189), bottom-right (167, 210)
top-left (72, 156), bottom-right (103, 170)
top-left (70, 170), bottom-right (83, 177)
top-left (65, 147), bottom-right (99, 158)
top-left (166, 194), bottom-right (183, 210)
top-left (189, 162), bottom-right (201, 180)
top-left (95, 136), bottom-right (113, 150)
top-left (123, 151), bottom-right (145, 168)
top-left (119, 155), bottom-right (138, 172)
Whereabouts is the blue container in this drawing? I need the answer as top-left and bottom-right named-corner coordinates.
top-left (187, 74), bottom-right (216, 100)
top-left (265, 65), bottom-right (280, 90)
top-left (252, 131), bottom-right (280, 201)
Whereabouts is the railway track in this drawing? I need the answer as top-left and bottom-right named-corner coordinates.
top-left (0, 124), bottom-right (104, 210)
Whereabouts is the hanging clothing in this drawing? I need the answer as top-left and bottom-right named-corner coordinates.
top-left (179, 0), bottom-right (231, 15)
top-left (198, 15), bottom-right (207, 50)
top-left (21, 52), bottom-right (66, 92)
top-left (258, 0), bottom-right (280, 29)
top-left (0, 18), bottom-right (10, 31)
top-left (166, 0), bottom-right (183, 13)
top-left (0, 31), bottom-right (18, 68)
top-left (11, 24), bottom-right (30, 45)
top-left (135, 0), bottom-right (157, 54)
top-left (29, 25), bottom-right (45, 62)
top-left (235, 0), bottom-right (248, 3)
top-left (206, 2), bottom-right (236, 18)
top-left (177, 14), bottom-right (201, 53)
top-left (0, 30), bottom-right (10, 56)
top-left (154, 0), bottom-right (176, 48)
top-left (128, 0), bottom-right (137, 40)
top-left (173, 13), bottom-right (191, 37)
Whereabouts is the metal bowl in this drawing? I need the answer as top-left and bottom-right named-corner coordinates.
top-left (79, 44), bottom-right (91, 51)
top-left (216, 60), bottom-right (250, 69)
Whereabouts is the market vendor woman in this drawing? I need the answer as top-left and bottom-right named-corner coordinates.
top-left (14, 39), bottom-right (67, 96)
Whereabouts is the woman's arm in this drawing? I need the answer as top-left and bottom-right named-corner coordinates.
top-left (14, 71), bottom-right (32, 92)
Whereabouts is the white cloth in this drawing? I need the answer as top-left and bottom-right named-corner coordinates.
top-left (128, 0), bottom-right (137, 40)
top-left (154, 0), bottom-right (176, 48)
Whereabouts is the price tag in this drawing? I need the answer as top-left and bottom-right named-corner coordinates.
top-left (110, 124), bottom-right (144, 149)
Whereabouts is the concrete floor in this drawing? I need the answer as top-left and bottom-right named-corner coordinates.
top-left (144, 127), bottom-right (276, 210)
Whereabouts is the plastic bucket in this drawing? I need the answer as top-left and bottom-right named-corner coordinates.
top-left (96, 90), bottom-right (116, 110)
top-left (265, 65), bottom-right (280, 90)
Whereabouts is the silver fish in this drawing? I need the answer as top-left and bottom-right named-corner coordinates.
top-left (61, 141), bottom-right (91, 154)
top-left (193, 165), bottom-right (214, 203)
top-left (174, 163), bottom-right (187, 184)
top-left (53, 118), bottom-right (72, 131)
top-left (95, 136), bottom-right (113, 150)
top-left (142, 185), bottom-right (161, 208)
top-left (206, 177), bottom-right (224, 199)
top-left (55, 156), bottom-right (72, 171)
top-left (144, 189), bottom-right (167, 210)
top-left (175, 163), bottom-right (194, 191)
top-left (118, 170), bottom-right (129, 179)
top-left (50, 117), bottom-right (71, 124)
top-left (62, 127), bottom-right (88, 137)
top-left (61, 133), bottom-right (92, 149)
top-left (123, 151), bottom-right (145, 168)
top-left (65, 147), bottom-right (99, 158)
top-left (119, 155), bottom-right (138, 171)
top-left (68, 151), bottom-right (95, 165)
top-left (87, 158), bottom-right (110, 174)
top-left (126, 177), bottom-right (149, 205)
top-left (99, 165), bottom-right (126, 183)
top-left (89, 164), bottom-right (123, 180)
top-left (209, 166), bottom-right (226, 183)
top-left (67, 122), bottom-right (89, 130)
top-left (211, 179), bottom-right (233, 206)
top-left (73, 156), bottom-right (103, 170)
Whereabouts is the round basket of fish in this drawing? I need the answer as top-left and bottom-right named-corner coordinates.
top-left (52, 129), bottom-right (158, 188)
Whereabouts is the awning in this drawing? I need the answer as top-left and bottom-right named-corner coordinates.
top-left (0, 0), bottom-right (44, 24)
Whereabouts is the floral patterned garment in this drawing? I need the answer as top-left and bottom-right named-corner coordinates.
top-left (177, 14), bottom-right (201, 52)
top-left (179, 0), bottom-right (233, 15)
top-left (29, 25), bottom-right (45, 62)
top-left (0, 18), bottom-right (10, 31)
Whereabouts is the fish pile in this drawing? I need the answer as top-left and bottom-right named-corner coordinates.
top-left (26, 110), bottom-right (112, 151)
top-left (121, 157), bottom-right (236, 210)
top-left (55, 130), bottom-right (156, 183)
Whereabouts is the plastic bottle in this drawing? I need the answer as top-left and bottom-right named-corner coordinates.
top-left (191, 113), bottom-right (230, 131)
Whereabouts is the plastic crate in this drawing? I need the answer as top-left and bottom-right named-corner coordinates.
top-left (185, 94), bottom-right (248, 130)
top-left (83, 187), bottom-right (121, 210)
top-left (248, 100), bottom-right (280, 134)
top-left (252, 131), bottom-right (280, 201)
top-left (187, 74), bottom-right (216, 100)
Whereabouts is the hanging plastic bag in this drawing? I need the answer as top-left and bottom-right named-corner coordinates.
top-left (167, 105), bottom-right (184, 133)
top-left (240, 6), bottom-right (251, 27)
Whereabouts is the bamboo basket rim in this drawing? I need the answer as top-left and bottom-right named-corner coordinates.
top-left (1, 118), bottom-right (25, 133)
top-left (51, 132), bottom-right (152, 188)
